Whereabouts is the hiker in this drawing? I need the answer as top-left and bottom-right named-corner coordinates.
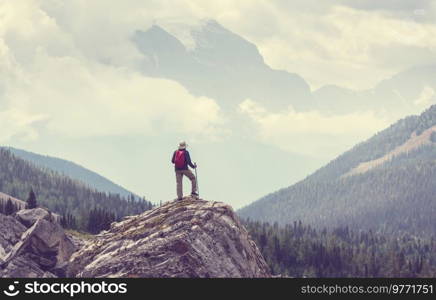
top-left (171, 141), bottom-right (198, 200)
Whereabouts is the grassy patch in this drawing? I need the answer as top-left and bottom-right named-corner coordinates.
top-left (66, 229), bottom-right (94, 241)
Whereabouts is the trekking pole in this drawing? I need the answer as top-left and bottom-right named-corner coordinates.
top-left (194, 163), bottom-right (199, 197)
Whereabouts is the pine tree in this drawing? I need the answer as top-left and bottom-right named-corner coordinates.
top-left (5, 199), bottom-right (15, 215)
top-left (243, 219), bottom-right (436, 277)
top-left (26, 189), bottom-right (37, 209)
top-left (87, 209), bottom-right (97, 233)
top-left (61, 214), bottom-right (67, 228)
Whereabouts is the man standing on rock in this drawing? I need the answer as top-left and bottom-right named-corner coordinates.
top-left (171, 141), bottom-right (198, 200)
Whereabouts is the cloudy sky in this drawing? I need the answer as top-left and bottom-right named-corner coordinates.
top-left (158, 0), bottom-right (436, 90)
top-left (0, 0), bottom-right (435, 208)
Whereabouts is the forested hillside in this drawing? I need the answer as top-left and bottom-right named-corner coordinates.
top-left (0, 149), bottom-right (152, 230)
top-left (239, 105), bottom-right (436, 236)
top-left (245, 220), bottom-right (436, 277)
top-left (6, 147), bottom-right (136, 199)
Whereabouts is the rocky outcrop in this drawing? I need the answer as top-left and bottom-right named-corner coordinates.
top-left (15, 208), bottom-right (53, 227)
top-left (0, 208), bottom-right (76, 278)
top-left (68, 197), bottom-right (270, 278)
top-left (1, 198), bottom-right (270, 278)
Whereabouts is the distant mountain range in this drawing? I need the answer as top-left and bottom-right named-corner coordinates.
top-left (239, 104), bottom-right (436, 236)
top-left (313, 65), bottom-right (436, 118)
top-left (133, 20), bottom-right (435, 117)
top-left (4, 147), bottom-right (137, 199)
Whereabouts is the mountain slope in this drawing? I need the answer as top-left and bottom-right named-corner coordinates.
top-left (239, 105), bottom-right (436, 236)
top-left (0, 149), bottom-right (152, 230)
top-left (0, 192), bottom-right (26, 210)
top-left (5, 147), bottom-right (137, 199)
top-left (344, 125), bottom-right (435, 177)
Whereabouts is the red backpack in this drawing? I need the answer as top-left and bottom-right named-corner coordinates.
top-left (174, 150), bottom-right (186, 168)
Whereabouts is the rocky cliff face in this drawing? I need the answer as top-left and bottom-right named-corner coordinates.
top-left (0, 208), bottom-right (76, 277)
top-left (68, 197), bottom-right (270, 278)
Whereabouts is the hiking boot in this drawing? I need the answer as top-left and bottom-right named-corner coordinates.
top-left (191, 192), bottom-right (198, 197)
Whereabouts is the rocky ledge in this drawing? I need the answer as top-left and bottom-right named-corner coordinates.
top-left (68, 197), bottom-right (270, 278)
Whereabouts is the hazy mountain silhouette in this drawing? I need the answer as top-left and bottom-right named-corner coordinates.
top-left (133, 20), bottom-right (311, 111)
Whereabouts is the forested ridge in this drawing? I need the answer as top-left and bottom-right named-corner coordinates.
top-left (0, 148), bottom-right (153, 231)
top-left (6, 147), bottom-right (137, 198)
top-left (239, 105), bottom-right (436, 237)
top-left (245, 220), bottom-right (436, 277)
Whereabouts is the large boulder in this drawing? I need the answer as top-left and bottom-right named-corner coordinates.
top-left (15, 208), bottom-right (52, 227)
top-left (68, 197), bottom-right (270, 278)
top-left (0, 208), bottom-right (77, 278)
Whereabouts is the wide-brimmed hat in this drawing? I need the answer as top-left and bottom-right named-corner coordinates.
top-left (178, 141), bottom-right (187, 149)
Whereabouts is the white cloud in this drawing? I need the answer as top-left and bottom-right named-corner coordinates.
top-left (228, 4), bottom-right (436, 90)
top-left (3, 0), bottom-right (434, 92)
top-left (239, 99), bottom-right (390, 157)
top-left (414, 86), bottom-right (435, 106)
top-left (0, 0), bottom-right (431, 148)
top-left (156, 1), bottom-right (434, 90)
top-left (0, 0), bottom-right (225, 143)
top-left (0, 108), bottom-right (47, 142)
top-left (1, 50), bottom-right (225, 141)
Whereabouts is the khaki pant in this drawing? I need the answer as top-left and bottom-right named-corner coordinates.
top-left (176, 169), bottom-right (197, 199)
